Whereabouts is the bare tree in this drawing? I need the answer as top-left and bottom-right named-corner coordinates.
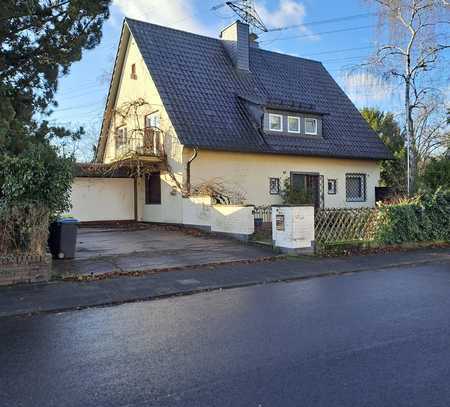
top-left (370, 0), bottom-right (449, 194)
top-left (414, 98), bottom-right (449, 167)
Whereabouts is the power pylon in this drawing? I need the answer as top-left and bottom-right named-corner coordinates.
top-left (226, 0), bottom-right (268, 32)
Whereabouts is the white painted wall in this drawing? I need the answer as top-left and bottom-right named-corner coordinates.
top-left (69, 177), bottom-right (134, 222)
top-left (182, 196), bottom-right (213, 227)
top-left (211, 205), bottom-right (255, 236)
top-left (272, 206), bottom-right (315, 250)
top-left (180, 196), bottom-right (255, 236)
top-left (142, 176), bottom-right (183, 224)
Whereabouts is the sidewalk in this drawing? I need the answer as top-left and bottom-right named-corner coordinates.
top-left (1, 248), bottom-right (449, 318)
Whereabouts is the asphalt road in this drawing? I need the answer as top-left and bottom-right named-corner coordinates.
top-left (1, 261), bottom-right (450, 407)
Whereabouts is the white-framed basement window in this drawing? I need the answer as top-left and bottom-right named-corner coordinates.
top-left (287, 116), bottom-right (300, 133)
top-left (268, 113), bottom-right (283, 132)
top-left (304, 118), bottom-right (318, 135)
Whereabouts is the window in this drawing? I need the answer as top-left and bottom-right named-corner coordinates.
top-left (131, 63), bottom-right (137, 80)
top-left (291, 173), bottom-right (319, 207)
top-left (268, 113), bottom-right (283, 132)
top-left (346, 174), bottom-right (366, 202)
top-left (327, 179), bottom-right (337, 195)
top-left (145, 112), bottom-right (160, 129)
top-left (269, 177), bottom-right (280, 195)
top-left (145, 172), bottom-right (161, 204)
top-left (287, 116), bottom-right (300, 133)
top-left (304, 118), bottom-right (318, 135)
top-left (116, 126), bottom-right (127, 146)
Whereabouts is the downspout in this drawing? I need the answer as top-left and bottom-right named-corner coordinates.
top-left (185, 147), bottom-right (198, 196)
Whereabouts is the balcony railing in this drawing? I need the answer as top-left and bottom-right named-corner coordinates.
top-left (115, 128), bottom-right (164, 159)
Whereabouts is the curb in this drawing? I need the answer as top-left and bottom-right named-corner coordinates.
top-left (3, 256), bottom-right (449, 319)
top-left (56, 254), bottom-right (285, 282)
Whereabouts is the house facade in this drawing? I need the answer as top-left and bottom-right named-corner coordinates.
top-left (88, 18), bottom-right (391, 225)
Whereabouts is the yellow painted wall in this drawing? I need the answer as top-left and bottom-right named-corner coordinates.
top-left (103, 34), bottom-right (185, 223)
top-left (100, 30), bottom-right (382, 223)
top-left (188, 149), bottom-right (381, 208)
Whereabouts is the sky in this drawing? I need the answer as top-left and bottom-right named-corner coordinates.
top-left (51, 0), bottom-right (407, 160)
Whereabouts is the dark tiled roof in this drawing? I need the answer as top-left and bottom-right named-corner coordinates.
top-left (126, 18), bottom-right (392, 160)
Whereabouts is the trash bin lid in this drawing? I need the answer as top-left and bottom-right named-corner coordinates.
top-left (58, 218), bottom-right (79, 224)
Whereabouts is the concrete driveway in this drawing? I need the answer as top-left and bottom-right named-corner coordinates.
top-left (52, 224), bottom-right (275, 278)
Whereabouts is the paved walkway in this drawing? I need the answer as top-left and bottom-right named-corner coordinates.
top-left (1, 248), bottom-right (449, 318)
top-left (53, 225), bottom-right (274, 277)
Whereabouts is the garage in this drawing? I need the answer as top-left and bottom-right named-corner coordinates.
top-left (70, 177), bottom-right (135, 222)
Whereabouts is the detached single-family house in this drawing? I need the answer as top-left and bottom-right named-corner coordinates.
top-left (73, 18), bottom-right (391, 225)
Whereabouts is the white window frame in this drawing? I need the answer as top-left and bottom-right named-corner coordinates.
top-left (287, 116), bottom-right (301, 133)
top-left (269, 177), bottom-right (280, 195)
top-left (327, 179), bottom-right (337, 195)
top-left (145, 111), bottom-right (160, 129)
top-left (304, 118), bottom-right (318, 135)
top-left (268, 113), bottom-right (283, 132)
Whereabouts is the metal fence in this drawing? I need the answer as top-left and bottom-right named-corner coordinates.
top-left (253, 206), bottom-right (272, 224)
top-left (315, 208), bottom-right (379, 244)
top-left (115, 129), bottom-right (164, 158)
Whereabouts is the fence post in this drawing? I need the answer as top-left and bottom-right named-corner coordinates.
top-left (271, 205), bottom-right (315, 254)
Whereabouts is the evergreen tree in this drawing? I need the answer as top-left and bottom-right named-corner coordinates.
top-left (361, 107), bottom-right (407, 194)
top-left (0, 1), bottom-right (111, 213)
top-left (0, 0), bottom-right (111, 153)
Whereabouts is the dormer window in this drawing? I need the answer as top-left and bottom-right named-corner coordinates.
top-left (131, 63), bottom-right (137, 80)
top-left (268, 113), bottom-right (283, 132)
top-left (264, 112), bottom-right (321, 137)
top-left (288, 116), bottom-right (300, 133)
top-left (305, 118), bottom-right (318, 135)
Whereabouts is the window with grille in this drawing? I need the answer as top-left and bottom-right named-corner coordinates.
top-left (269, 177), bottom-right (280, 195)
top-left (145, 172), bottom-right (161, 204)
top-left (327, 179), bottom-right (337, 195)
top-left (346, 174), bottom-right (366, 202)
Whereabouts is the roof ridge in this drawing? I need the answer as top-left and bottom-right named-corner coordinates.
top-left (125, 17), bottom-right (323, 65)
top-left (252, 47), bottom-right (322, 65)
top-left (124, 17), bottom-right (220, 43)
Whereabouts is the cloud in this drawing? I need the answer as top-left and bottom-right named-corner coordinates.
top-left (112, 0), bottom-right (210, 35)
top-left (256, 0), bottom-right (315, 37)
top-left (339, 71), bottom-right (396, 107)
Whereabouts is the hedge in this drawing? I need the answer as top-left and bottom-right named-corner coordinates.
top-left (376, 189), bottom-right (450, 244)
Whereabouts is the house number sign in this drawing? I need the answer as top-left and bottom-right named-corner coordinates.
top-left (276, 214), bottom-right (285, 231)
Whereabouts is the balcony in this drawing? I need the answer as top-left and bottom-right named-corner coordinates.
top-left (114, 128), bottom-right (164, 162)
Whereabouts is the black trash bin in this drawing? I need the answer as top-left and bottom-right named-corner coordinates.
top-left (49, 218), bottom-right (79, 259)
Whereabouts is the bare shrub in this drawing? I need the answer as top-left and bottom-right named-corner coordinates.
top-left (192, 178), bottom-right (246, 204)
top-left (0, 204), bottom-right (49, 257)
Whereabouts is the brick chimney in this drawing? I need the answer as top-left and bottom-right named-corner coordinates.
top-left (220, 20), bottom-right (250, 71)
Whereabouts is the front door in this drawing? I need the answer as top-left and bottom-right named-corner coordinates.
top-left (291, 173), bottom-right (320, 209)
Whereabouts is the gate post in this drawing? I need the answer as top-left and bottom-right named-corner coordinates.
top-left (272, 205), bottom-right (315, 254)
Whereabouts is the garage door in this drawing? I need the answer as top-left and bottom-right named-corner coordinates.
top-left (69, 177), bottom-right (135, 222)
